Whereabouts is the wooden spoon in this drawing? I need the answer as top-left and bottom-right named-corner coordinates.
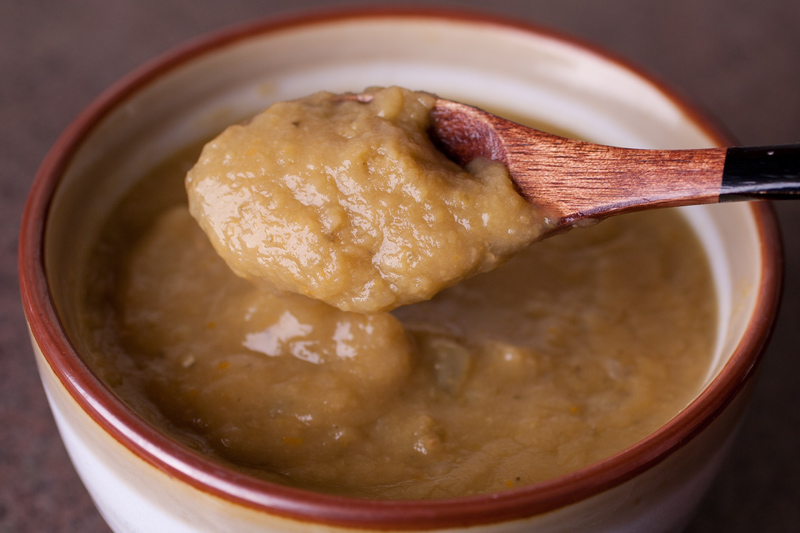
top-left (347, 93), bottom-right (800, 234)
top-left (428, 98), bottom-right (800, 233)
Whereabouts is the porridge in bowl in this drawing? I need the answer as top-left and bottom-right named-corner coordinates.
top-left (77, 90), bottom-right (716, 500)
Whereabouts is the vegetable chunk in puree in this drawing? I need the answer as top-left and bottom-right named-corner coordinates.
top-left (186, 86), bottom-right (545, 313)
top-left (80, 99), bottom-right (717, 500)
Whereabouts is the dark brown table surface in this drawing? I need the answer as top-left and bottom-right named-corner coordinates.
top-left (2, 1), bottom-right (799, 531)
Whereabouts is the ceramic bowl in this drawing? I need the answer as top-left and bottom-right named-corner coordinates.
top-left (19, 8), bottom-right (782, 533)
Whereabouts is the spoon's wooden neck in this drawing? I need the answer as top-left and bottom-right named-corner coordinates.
top-left (504, 141), bottom-right (727, 225)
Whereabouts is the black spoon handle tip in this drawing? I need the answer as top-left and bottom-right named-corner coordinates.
top-left (721, 144), bottom-right (800, 201)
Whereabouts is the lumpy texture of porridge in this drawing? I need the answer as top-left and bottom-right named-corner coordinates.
top-left (77, 102), bottom-right (716, 499)
top-left (186, 87), bottom-right (545, 313)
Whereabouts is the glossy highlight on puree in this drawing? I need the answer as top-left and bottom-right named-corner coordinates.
top-left (76, 91), bottom-right (716, 498)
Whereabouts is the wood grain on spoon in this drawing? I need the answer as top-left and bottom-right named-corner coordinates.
top-left (431, 100), bottom-right (727, 225)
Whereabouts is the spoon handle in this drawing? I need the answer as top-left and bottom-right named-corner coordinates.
top-left (427, 98), bottom-right (800, 229)
top-left (722, 145), bottom-right (800, 200)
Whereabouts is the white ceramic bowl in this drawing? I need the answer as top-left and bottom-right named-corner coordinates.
top-left (19, 9), bottom-right (781, 533)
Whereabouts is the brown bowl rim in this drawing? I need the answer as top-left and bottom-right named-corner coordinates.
top-left (18, 6), bottom-right (783, 530)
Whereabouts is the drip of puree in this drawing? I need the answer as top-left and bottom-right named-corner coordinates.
top-left (78, 89), bottom-right (716, 499)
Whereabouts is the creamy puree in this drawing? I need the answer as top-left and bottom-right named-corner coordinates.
top-left (80, 136), bottom-right (716, 498)
top-left (186, 87), bottom-right (545, 313)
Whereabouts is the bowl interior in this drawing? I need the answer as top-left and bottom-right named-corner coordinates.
top-left (37, 12), bottom-right (771, 519)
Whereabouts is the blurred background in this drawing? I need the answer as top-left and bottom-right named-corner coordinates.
top-left (2, 1), bottom-right (798, 531)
